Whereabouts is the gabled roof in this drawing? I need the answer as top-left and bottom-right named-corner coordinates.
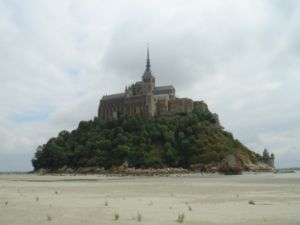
top-left (154, 85), bottom-right (175, 91)
top-left (154, 85), bottom-right (175, 95)
top-left (102, 93), bottom-right (125, 100)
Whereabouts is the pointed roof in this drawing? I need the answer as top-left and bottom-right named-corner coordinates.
top-left (142, 44), bottom-right (155, 79)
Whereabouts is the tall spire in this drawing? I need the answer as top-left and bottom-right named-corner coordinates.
top-left (146, 43), bottom-right (151, 71)
top-left (142, 43), bottom-right (155, 79)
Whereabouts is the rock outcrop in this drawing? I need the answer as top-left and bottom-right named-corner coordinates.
top-left (218, 154), bottom-right (274, 174)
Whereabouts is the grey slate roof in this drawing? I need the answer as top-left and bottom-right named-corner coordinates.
top-left (154, 85), bottom-right (175, 95)
top-left (154, 85), bottom-right (175, 91)
top-left (142, 68), bottom-right (155, 79)
top-left (102, 93), bottom-right (125, 100)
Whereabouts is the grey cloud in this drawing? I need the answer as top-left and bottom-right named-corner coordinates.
top-left (0, 0), bottom-right (299, 170)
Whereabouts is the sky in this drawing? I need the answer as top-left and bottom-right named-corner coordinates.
top-left (0, 0), bottom-right (299, 171)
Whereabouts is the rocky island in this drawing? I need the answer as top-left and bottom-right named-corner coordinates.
top-left (32, 48), bottom-right (274, 174)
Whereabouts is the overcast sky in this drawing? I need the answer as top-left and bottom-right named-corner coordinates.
top-left (0, 0), bottom-right (299, 171)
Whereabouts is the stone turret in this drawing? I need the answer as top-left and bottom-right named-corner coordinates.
top-left (263, 148), bottom-right (275, 168)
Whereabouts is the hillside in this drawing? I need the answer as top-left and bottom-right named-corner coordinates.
top-left (32, 102), bottom-right (271, 174)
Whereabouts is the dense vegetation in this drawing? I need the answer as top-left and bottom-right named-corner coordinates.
top-left (32, 105), bottom-right (262, 171)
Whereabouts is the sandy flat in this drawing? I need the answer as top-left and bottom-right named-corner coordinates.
top-left (0, 172), bottom-right (299, 225)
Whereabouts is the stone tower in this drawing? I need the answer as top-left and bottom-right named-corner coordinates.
top-left (263, 148), bottom-right (275, 168)
top-left (142, 45), bottom-right (156, 116)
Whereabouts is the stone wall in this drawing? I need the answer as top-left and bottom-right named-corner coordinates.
top-left (98, 97), bottom-right (124, 120)
top-left (124, 95), bottom-right (149, 117)
top-left (169, 98), bottom-right (193, 115)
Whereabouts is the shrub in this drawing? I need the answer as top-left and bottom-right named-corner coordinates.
top-left (177, 213), bottom-right (185, 223)
top-left (137, 212), bottom-right (142, 222)
top-left (114, 213), bottom-right (120, 220)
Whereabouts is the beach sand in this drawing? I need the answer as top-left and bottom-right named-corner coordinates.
top-left (0, 173), bottom-right (299, 225)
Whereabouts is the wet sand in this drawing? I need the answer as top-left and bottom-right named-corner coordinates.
top-left (0, 173), bottom-right (299, 225)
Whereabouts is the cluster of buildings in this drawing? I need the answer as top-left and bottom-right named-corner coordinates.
top-left (98, 47), bottom-right (193, 120)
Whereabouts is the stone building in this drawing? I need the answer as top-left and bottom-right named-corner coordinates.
top-left (98, 47), bottom-right (194, 120)
top-left (263, 148), bottom-right (275, 168)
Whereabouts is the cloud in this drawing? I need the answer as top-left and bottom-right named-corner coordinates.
top-left (0, 0), bottom-right (299, 171)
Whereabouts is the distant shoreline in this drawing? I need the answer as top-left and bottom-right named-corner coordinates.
top-left (0, 167), bottom-right (300, 176)
top-left (3, 167), bottom-right (299, 176)
top-left (30, 167), bottom-right (275, 176)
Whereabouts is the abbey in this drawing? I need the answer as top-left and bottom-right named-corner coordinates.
top-left (98, 47), bottom-right (194, 120)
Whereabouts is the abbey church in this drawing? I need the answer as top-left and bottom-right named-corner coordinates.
top-left (98, 47), bottom-right (194, 120)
